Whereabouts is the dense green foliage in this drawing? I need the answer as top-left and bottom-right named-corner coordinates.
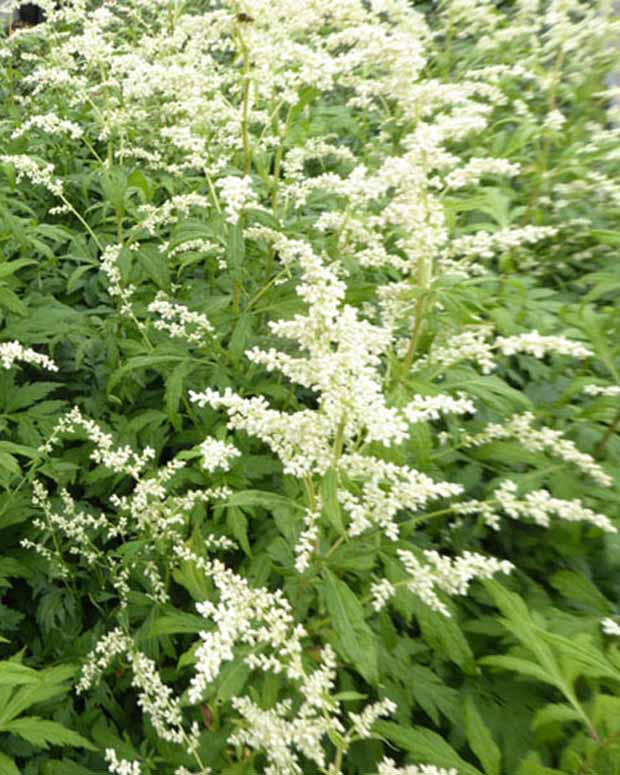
top-left (1, 1), bottom-right (620, 774)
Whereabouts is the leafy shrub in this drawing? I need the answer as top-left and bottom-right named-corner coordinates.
top-left (1, 1), bottom-right (620, 773)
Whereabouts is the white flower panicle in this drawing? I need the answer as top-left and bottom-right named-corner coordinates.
top-left (494, 480), bottom-right (614, 532)
top-left (77, 627), bottom-right (133, 694)
top-left (392, 549), bottom-right (513, 617)
top-left (199, 437), bottom-right (241, 473)
top-left (496, 331), bottom-right (592, 359)
top-left (339, 454), bottom-right (463, 541)
top-left (584, 384), bottom-right (620, 397)
top-left (100, 244), bottom-right (135, 314)
top-left (348, 698), bottom-right (397, 739)
top-left (229, 696), bottom-right (332, 775)
top-left (377, 760), bottom-right (458, 775)
top-left (0, 154), bottom-right (63, 195)
top-left (403, 393), bottom-right (475, 424)
top-left (189, 559), bottom-right (306, 703)
top-left (41, 407), bottom-right (155, 477)
top-left (80, 633), bottom-right (191, 746)
top-left (294, 505), bottom-right (322, 572)
top-left (148, 292), bottom-right (214, 344)
top-left (216, 175), bottom-right (260, 224)
top-left (140, 194), bottom-right (210, 234)
top-left (0, 340), bottom-right (58, 371)
top-left (371, 579), bottom-right (397, 612)
top-left (443, 157), bottom-right (520, 190)
top-left (12, 112), bottom-right (84, 140)
top-left (602, 618), bottom-right (620, 637)
top-left (105, 750), bottom-right (141, 775)
top-left (463, 412), bottom-right (612, 487)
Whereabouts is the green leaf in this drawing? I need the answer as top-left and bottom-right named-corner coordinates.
top-left (324, 574), bottom-right (378, 683)
top-left (225, 491), bottom-right (303, 512)
top-left (165, 359), bottom-right (190, 428)
top-left (229, 313), bottom-right (252, 361)
top-left (479, 655), bottom-right (557, 686)
top-left (375, 721), bottom-right (483, 775)
top-left (0, 752), bottom-right (19, 775)
top-left (0, 288), bottom-right (27, 316)
top-left (0, 663), bottom-right (40, 686)
top-left (464, 695), bottom-right (501, 775)
top-left (321, 469), bottom-right (345, 535)
top-left (227, 506), bottom-right (252, 556)
top-left (413, 599), bottom-right (476, 673)
top-left (516, 752), bottom-right (565, 775)
top-left (0, 259), bottom-right (37, 279)
top-left (216, 660), bottom-right (251, 704)
top-left (531, 703), bottom-right (582, 731)
top-left (1, 717), bottom-right (96, 750)
top-left (146, 611), bottom-right (205, 637)
top-left (107, 353), bottom-right (186, 392)
top-left (226, 223), bottom-right (245, 274)
top-left (549, 570), bottom-right (610, 614)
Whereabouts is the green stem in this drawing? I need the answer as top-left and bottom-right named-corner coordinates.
top-left (594, 409), bottom-right (620, 458)
top-left (239, 35), bottom-right (252, 176)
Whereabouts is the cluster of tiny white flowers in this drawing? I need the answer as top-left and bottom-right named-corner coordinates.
top-left (442, 157), bottom-right (520, 190)
top-left (191, 388), bottom-right (334, 478)
top-left (0, 154), bottom-right (63, 195)
top-left (199, 437), bottom-right (241, 473)
top-left (12, 112), bottom-right (84, 140)
top-left (601, 618), bottom-right (620, 637)
top-left (216, 175), bottom-right (259, 225)
top-left (394, 549), bottom-right (513, 617)
top-left (414, 327), bottom-right (496, 374)
top-left (376, 760), bottom-right (458, 775)
top-left (140, 194), bottom-right (210, 235)
top-left (100, 244), bottom-right (135, 315)
top-left (0, 340), bottom-right (58, 371)
top-left (294, 505), bottom-right (322, 573)
top-left (496, 331), bottom-right (592, 359)
top-left (584, 384), bottom-right (620, 397)
top-left (339, 454), bottom-right (463, 541)
top-left (40, 407), bottom-right (155, 477)
top-left (445, 225), bottom-right (558, 265)
top-left (148, 292), bottom-right (214, 344)
top-left (543, 109), bottom-right (567, 131)
top-left (189, 559), bottom-right (306, 703)
top-left (164, 238), bottom-right (219, 259)
top-left (348, 698), bottom-right (397, 739)
top-left (76, 627), bottom-right (133, 694)
top-left (105, 749), bottom-right (141, 775)
top-left (28, 482), bottom-right (108, 566)
top-left (463, 412), bottom-right (612, 486)
top-left (370, 579), bottom-right (397, 612)
top-left (494, 480), bottom-right (615, 532)
top-left (81, 633), bottom-right (192, 746)
top-left (403, 393), bottom-right (475, 424)
top-left (229, 696), bottom-right (332, 775)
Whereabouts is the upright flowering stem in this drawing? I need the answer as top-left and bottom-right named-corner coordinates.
top-left (401, 248), bottom-right (433, 375)
top-left (238, 33), bottom-right (253, 177)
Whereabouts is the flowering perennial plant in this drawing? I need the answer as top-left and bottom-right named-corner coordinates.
top-left (1, 0), bottom-right (620, 774)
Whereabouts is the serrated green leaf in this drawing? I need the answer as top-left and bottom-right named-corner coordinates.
top-left (225, 490), bottom-right (303, 511)
top-left (375, 721), bottom-right (483, 775)
top-left (165, 359), bottom-right (190, 428)
top-left (531, 702), bottom-right (582, 730)
top-left (146, 611), bottom-right (205, 637)
top-left (324, 574), bottom-right (378, 683)
top-left (2, 717), bottom-right (96, 750)
top-left (321, 468), bottom-right (345, 535)
top-left (227, 506), bottom-right (252, 556)
top-left (464, 695), bottom-right (501, 775)
top-left (0, 752), bottom-right (19, 775)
